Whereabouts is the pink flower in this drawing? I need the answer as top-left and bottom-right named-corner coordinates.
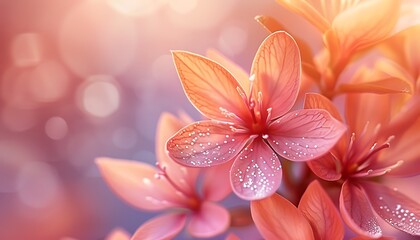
top-left (250, 180), bottom-right (344, 240)
top-left (167, 31), bottom-right (346, 200)
top-left (305, 93), bottom-right (420, 238)
top-left (96, 113), bottom-right (231, 239)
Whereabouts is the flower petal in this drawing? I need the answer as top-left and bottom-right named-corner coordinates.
top-left (251, 31), bottom-right (301, 119)
top-left (299, 180), bottom-right (344, 240)
top-left (304, 93), bottom-right (343, 121)
top-left (202, 161), bottom-right (232, 201)
top-left (230, 139), bottom-right (282, 200)
top-left (332, 0), bottom-right (400, 53)
top-left (307, 152), bottom-right (341, 181)
top-left (167, 121), bottom-right (251, 167)
top-left (187, 202), bottom-right (230, 238)
top-left (362, 181), bottom-right (420, 236)
top-left (206, 49), bottom-right (250, 96)
top-left (172, 50), bottom-right (250, 122)
top-left (96, 158), bottom-right (186, 210)
top-left (156, 113), bottom-right (199, 197)
top-left (250, 193), bottom-right (315, 240)
top-left (267, 109), bottom-right (346, 161)
top-left (339, 181), bottom-right (382, 238)
top-left (132, 213), bottom-right (187, 240)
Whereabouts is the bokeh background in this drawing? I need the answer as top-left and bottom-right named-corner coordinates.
top-left (0, 0), bottom-right (323, 239)
top-left (2, 0), bottom-right (419, 239)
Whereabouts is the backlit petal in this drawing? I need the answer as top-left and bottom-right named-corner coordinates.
top-left (299, 180), bottom-right (344, 240)
top-left (307, 153), bottom-right (341, 181)
top-left (267, 109), bottom-right (346, 161)
top-left (230, 139), bottom-right (282, 200)
top-left (332, 0), bottom-right (400, 53)
top-left (250, 193), bottom-right (315, 240)
top-left (362, 181), bottom-right (420, 236)
top-left (187, 202), bottom-right (230, 238)
top-left (172, 51), bottom-right (250, 122)
top-left (202, 161), bottom-right (232, 201)
top-left (167, 121), bottom-right (251, 167)
top-left (156, 113), bottom-right (199, 197)
top-left (340, 181), bottom-right (382, 238)
top-left (132, 213), bottom-right (187, 240)
top-left (251, 31), bottom-right (301, 119)
top-left (96, 158), bottom-right (186, 210)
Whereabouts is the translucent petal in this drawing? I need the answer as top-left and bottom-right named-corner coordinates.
top-left (307, 153), bottom-right (341, 181)
top-left (167, 121), bottom-right (251, 167)
top-left (267, 109), bottom-right (346, 161)
top-left (362, 181), bottom-right (420, 236)
top-left (132, 213), bottom-right (187, 240)
top-left (187, 202), bottom-right (230, 238)
top-left (251, 193), bottom-right (315, 240)
top-left (299, 180), bottom-right (344, 240)
top-left (230, 139), bottom-right (282, 200)
top-left (251, 31), bottom-right (301, 119)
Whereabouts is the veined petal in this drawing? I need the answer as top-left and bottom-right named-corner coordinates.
top-left (299, 180), bottom-right (344, 240)
top-left (202, 161), bottom-right (232, 202)
top-left (362, 181), bottom-right (420, 236)
top-left (172, 51), bottom-right (250, 123)
top-left (230, 139), bottom-right (282, 200)
top-left (251, 31), bottom-right (301, 119)
top-left (332, 0), bottom-right (400, 53)
top-left (187, 202), bottom-right (230, 238)
top-left (132, 213), bottom-right (187, 240)
top-left (267, 109), bottom-right (346, 161)
top-left (206, 49), bottom-right (251, 96)
top-left (340, 181), bottom-right (382, 238)
top-left (96, 158), bottom-right (187, 210)
top-left (250, 193), bottom-right (315, 240)
top-left (156, 113), bottom-right (199, 196)
top-left (307, 153), bottom-right (341, 181)
top-left (167, 121), bottom-right (251, 167)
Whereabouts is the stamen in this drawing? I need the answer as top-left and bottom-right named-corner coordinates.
top-left (219, 107), bottom-right (243, 123)
top-left (155, 162), bottom-right (196, 199)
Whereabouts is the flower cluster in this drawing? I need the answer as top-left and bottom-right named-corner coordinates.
top-left (98, 0), bottom-right (420, 239)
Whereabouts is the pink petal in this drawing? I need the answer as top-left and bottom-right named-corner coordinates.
top-left (251, 31), bottom-right (301, 119)
top-left (298, 180), bottom-right (344, 240)
top-left (362, 181), bottom-right (420, 236)
top-left (230, 139), bottom-right (282, 200)
top-left (96, 158), bottom-right (187, 210)
top-left (132, 213), bottom-right (187, 240)
top-left (172, 51), bottom-right (251, 123)
top-left (156, 113), bottom-right (199, 197)
top-left (250, 193), bottom-right (315, 240)
top-left (225, 233), bottom-right (240, 240)
top-left (187, 202), bottom-right (230, 238)
top-left (202, 161), bottom-right (232, 202)
top-left (167, 121), bottom-right (252, 167)
top-left (105, 228), bottom-right (131, 240)
top-left (267, 109), bottom-right (347, 161)
top-left (339, 180), bottom-right (382, 238)
top-left (307, 153), bottom-right (341, 181)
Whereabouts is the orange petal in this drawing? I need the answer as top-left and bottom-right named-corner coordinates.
top-left (299, 180), bottom-right (344, 240)
top-left (339, 78), bottom-right (412, 94)
top-left (206, 49), bottom-right (251, 96)
top-left (132, 213), bottom-right (187, 240)
top-left (304, 93), bottom-right (342, 121)
top-left (156, 113), bottom-right (199, 197)
top-left (251, 31), bottom-right (301, 119)
top-left (307, 153), bottom-right (342, 181)
top-left (172, 51), bottom-right (250, 123)
top-left (250, 193), bottom-right (315, 240)
top-left (96, 158), bottom-right (187, 210)
top-left (332, 0), bottom-right (400, 53)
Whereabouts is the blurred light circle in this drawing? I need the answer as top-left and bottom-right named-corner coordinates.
top-left (59, 0), bottom-right (139, 77)
top-left (218, 25), bottom-right (248, 56)
top-left (28, 60), bottom-right (70, 103)
top-left (166, 0), bottom-right (237, 30)
top-left (1, 67), bottom-right (39, 109)
top-left (151, 54), bottom-right (174, 81)
top-left (168, 0), bottom-right (197, 14)
top-left (11, 33), bottom-right (43, 67)
top-left (112, 127), bottom-right (137, 149)
top-left (77, 75), bottom-right (121, 118)
top-left (1, 105), bottom-right (38, 132)
top-left (16, 161), bottom-right (61, 208)
top-left (107, 0), bottom-right (167, 17)
top-left (45, 117), bottom-right (68, 140)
